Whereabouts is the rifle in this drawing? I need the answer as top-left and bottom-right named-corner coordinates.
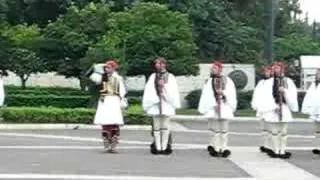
top-left (215, 74), bottom-right (222, 120)
top-left (278, 74), bottom-right (284, 121)
top-left (157, 72), bottom-right (165, 115)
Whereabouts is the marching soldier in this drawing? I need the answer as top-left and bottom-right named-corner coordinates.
top-left (251, 65), bottom-right (273, 153)
top-left (260, 61), bottom-right (298, 159)
top-left (198, 60), bottom-right (237, 158)
top-left (301, 68), bottom-right (320, 155)
top-left (92, 60), bottom-right (126, 153)
top-left (142, 57), bottom-right (181, 155)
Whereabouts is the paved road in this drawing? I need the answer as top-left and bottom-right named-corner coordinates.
top-left (0, 121), bottom-right (319, 180)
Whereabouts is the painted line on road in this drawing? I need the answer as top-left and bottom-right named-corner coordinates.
top-left (0, 130), bottom-right (315, 140)
top-left (178, 129), bottom-right (315, 139)
top-left (0, 132), bottom-right (316, 151)
top-left (0, 145), bottom-right (315, 151)
top-left (0, 174), bottom-right (256, 180)
top-left (230, 148), bottom-right (319, 180)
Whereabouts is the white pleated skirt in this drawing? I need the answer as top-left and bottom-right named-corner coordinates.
top-left (94, 96), bottom-right (124, 125)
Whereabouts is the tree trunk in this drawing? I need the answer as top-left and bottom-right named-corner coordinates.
top-left (19, 74), bottom-right (29, 89)
top-left (21, 78), bottom-right (27, 89)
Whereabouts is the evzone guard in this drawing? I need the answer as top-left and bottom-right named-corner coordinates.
top-left (251, 65), bottom-right (274, 153)
top-left (198, 60), bottom-right (237, 158)
top-left (260, 61), bottom-right (298, 159)
top-left (301, 68), bottom-right (320, 156)
top-left (92, 60), bottom-right (127, 153)
top-left (142, 57), bottom-right (181, 155)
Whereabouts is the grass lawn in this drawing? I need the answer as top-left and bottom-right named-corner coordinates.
top-left (176, 108), bottom-right (308, 119)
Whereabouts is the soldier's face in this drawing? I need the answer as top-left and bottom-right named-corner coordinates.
top-left (155, 61), bottom-right (166, 72)
top-left (273, 65), bottom-right (281, 75)
top-left (104, 65), bottom-right (114, 74)
top-left (264, 70), bottom-right (272, 78)
top-left (212, 65), bottom-right (221, 75)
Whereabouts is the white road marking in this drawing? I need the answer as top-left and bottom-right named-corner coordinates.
top-left (0, 145), bottom-right (315, 151)
top-left (0, 130), bottom-right (315, 140)
top-left (0, 174), bottom-right (256, 180)
top-left (230, 148), bottom-right (319, 180)
top-left (0, 132), bottom-right (316, 150)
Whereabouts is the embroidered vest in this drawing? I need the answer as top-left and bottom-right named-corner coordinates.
top-left (100, 74), bottom-right (120, 96)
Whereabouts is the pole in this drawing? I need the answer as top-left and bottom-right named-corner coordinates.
top-left (266, 0), bottom-right (275, 64)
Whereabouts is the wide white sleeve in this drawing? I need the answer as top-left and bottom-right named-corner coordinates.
top-left (254, 78), bottom-right (278, 112)
top-left (283, 78), bottom-right (299, 112)
top-left (118, 76), bottom-right (127, 99)
top-left (223, 77), bottom-right (237, 112)
top-left (198, 79), bottom-right (217, 114)
top-left (163, 74), bottom-right (181, 109)
top-left (301, 83), bottom-right (315, 115)
top-left (89, 73), bottom-right (102, 85)
top-left (251, 81), bottom-right (262, 110)
top-left (142, 74), bottom-right (159, 112)
top-left (0, 79), bottom-right (4, 106)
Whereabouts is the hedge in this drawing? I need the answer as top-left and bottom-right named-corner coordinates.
top-left (6, 95), bottom-right (92, 108)
top-left (0, 107), bottom-right (152, 125)
top-left (185, 90), bottom-right (307, 110)
top-left (5, 86), bottom-right (90, 96)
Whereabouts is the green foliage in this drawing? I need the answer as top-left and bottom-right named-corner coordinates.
top-left (0, 107), bottom-right (152, 124)
top-left (0, 24), bottom-right (43, 88)
top-left (6, 94), bottom-right (91, 108)
top-left (7, 48), bottom-right (43, 88)
top-left (5, 86), bottom-right (89, 96)
top-left (184, 89), bottom-right (201, 109)
top-left (82, 2), bottom-right (198, 77)
top-left (274, 34), bottom-right (320, 60)
top-left (42, 2), bottom-right (112, 78)
top-left (188, 0), bottom-right (262, 63)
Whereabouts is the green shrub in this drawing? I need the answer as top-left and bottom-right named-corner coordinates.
top-left (185, 89), bottom-right (253, 110)
top-left (126, 90), bottom-right (144, 97)
top-left (6, 95), bottom-right (91, 108)
top-left (184, 89), bottom-right (202, 108)
top-left (127, 97), bottom-right (142, 105)
top-left (0, 107), bottom-right (152, 125)
top-left (5, 86), bottom-right (89, 96)
top-left (237, 91), bottom-right (252, 110)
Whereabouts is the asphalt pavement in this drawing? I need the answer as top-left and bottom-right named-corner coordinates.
top-left (0, 120), bottom-right (319, 180)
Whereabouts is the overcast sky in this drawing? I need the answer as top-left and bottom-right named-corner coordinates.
top-left (299, 0), bottom-right (320, 22)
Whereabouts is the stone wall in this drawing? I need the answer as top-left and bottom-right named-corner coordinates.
top-left (2, 63), bottom-right (255, 107)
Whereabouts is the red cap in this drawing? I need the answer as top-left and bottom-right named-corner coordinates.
top-left (154, 57), bottom-right (166, 66)
top-left (272, 61), bottom-right (287, 72)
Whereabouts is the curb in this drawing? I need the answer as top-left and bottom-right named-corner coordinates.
top-left (172, 115), bottom-right (312, 123)
top-left (0, 124), bottom-right (152, 130)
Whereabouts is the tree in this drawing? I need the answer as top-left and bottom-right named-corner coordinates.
top-left (274, 34), bottom-right (320, 60)
top-left (8, 48), bottom-right (43, 88)
top-left (188, 0), bottom-right (262, 63)
top-left (41, 2), bottom-right (112, 78)
top-left (81, 2), bottom-right (198, 78)
top-left (1, 23), bottom-right (43, 88)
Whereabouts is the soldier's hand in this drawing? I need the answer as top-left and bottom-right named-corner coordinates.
top-left (216, 89), bottom-right (223, 95)
top-left (278, 87), bottom-right (284, 93)
top-left (214, 106), bottom-right (220, 113)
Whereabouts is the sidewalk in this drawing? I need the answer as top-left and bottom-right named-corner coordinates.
top-left (0, 115), bottom-right (312, 130)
